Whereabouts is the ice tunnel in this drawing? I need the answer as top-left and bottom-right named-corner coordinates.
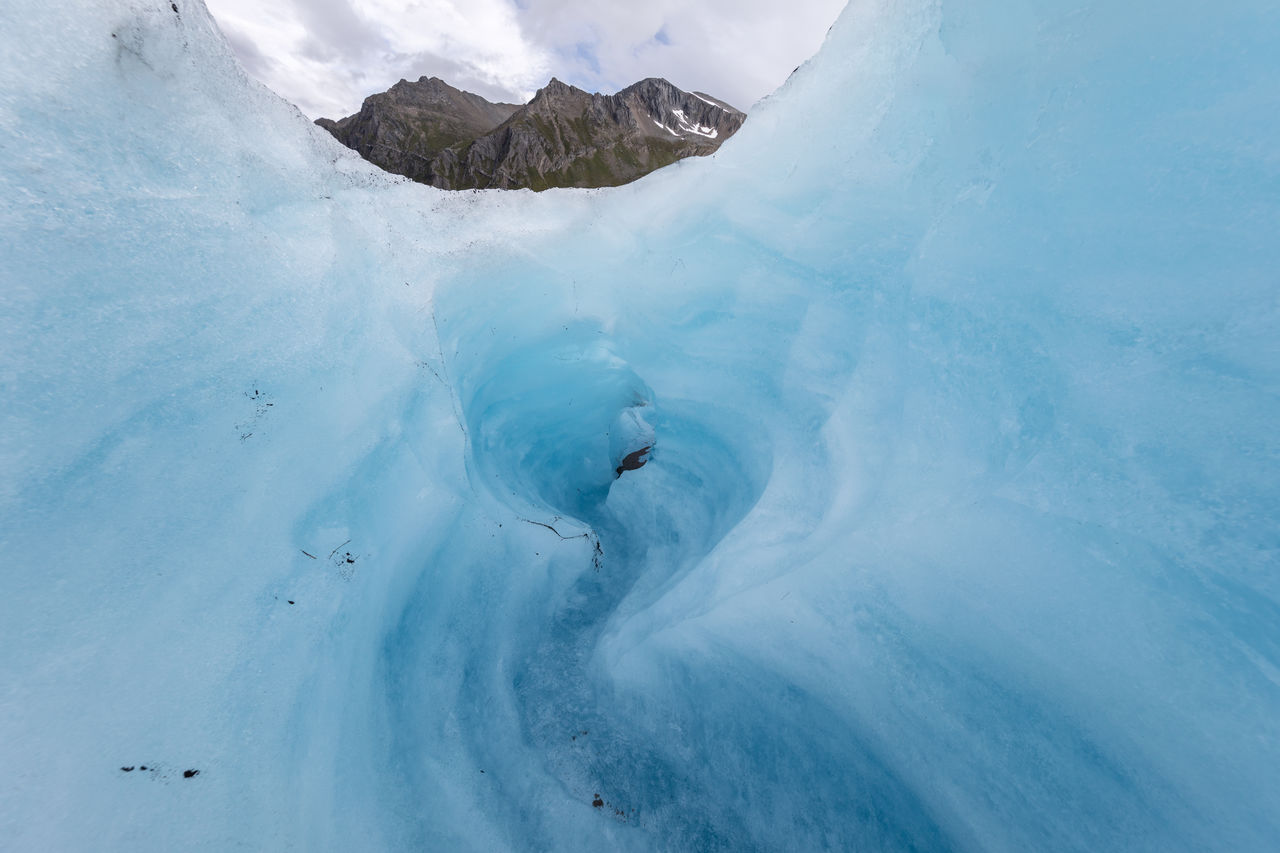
top-left (2, 0), bottom-right (1279, 850)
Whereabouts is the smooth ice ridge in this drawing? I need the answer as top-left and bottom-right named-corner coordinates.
top-left (3, 0), bottom-right (1279, 851)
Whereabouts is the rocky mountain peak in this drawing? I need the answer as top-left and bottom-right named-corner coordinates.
top-left (529, 77), bottom-right (591, 105)
top-left (317, 75), bottom-right (746, 191)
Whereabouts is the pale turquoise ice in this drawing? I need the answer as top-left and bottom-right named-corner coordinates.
top-left (1, 0), bottom-right (1278, 850)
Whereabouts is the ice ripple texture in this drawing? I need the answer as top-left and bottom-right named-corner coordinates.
top-left (2, 0), bottom-right (1278, 851)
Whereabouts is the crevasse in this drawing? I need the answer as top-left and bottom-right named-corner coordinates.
top-left (2, 0), bottom-right (1278, 851)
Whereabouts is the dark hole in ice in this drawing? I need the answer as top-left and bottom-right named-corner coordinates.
top-left (614, 445), bottom-right (652, 479)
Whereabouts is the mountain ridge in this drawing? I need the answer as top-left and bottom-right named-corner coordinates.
top-left (316, 76), bottom-right (745, 191)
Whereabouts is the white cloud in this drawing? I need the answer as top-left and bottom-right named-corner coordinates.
top-left (205, 0), bottom-right (846, 119)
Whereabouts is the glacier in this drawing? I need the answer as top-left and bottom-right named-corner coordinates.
top-left (2, 0), bottom-right (1278, 850)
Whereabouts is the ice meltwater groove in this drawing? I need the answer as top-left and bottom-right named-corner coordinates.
top-left (2, 0), bottom-right (1279, 850)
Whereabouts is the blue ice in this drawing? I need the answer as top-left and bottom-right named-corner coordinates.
top-left (1, 0), bottom-right (1278, 850)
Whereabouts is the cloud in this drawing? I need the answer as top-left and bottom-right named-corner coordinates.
top-left (205, 0), bottom-right (845, 119)
top-left (216, 21), bottom-right (277, 81)
top-left (509, 0), bottom-right (848, 110)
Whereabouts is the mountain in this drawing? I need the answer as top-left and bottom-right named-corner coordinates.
top-left (314, 77), bottom-right (520, 182)
top-left (316, 76), bottom-right (746, 190)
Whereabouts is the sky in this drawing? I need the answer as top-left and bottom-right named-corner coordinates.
top-left (204, 0), bottom-right (847, 120)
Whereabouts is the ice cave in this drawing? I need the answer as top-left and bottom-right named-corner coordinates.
top-left (2, 0), bottom-right (1278, 850)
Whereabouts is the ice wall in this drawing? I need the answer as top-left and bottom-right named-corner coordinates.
top-left (2, 0), bottom-right (1278, 851)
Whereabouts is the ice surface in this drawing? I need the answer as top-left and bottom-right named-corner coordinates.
top-left (2, 0), bottom-right (1279, 850)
